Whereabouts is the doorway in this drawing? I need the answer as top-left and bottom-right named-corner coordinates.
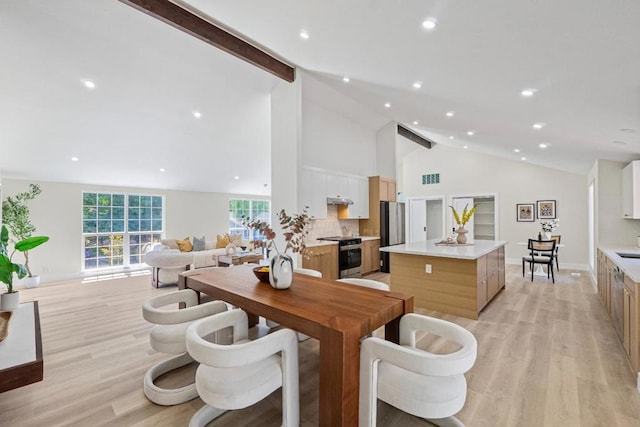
top-left (407, 197), bottom-right (445, 243)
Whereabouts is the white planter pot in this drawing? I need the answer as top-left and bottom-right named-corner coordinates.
top-left (22, 275), bottom-right (40, 288)
top-left (1, 291), bottom-right (20, 311)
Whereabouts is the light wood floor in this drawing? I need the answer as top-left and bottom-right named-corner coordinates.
top-left (2, 266), bottom-right (640, 426)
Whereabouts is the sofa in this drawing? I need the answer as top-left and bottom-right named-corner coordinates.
top-left (144, 234), bottom-right (253, 287)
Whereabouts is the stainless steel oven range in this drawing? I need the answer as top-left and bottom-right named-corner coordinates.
top-left (317, 237), bottom-right (362, 278)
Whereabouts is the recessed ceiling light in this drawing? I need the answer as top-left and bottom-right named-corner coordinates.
top-left (83, 80), bottom-right (95, 89)
top-left (71, 156), bottom-right (79, 161)
top-left (521, 89), bottom-right (536, 97)
top-left (413, 120), bottom-right (419, 125)
top-left (193, 111), bottom-right (202, 118)
top-left (467, 131), bottom-right (475, 136)
top-left (463, 145), bottom-right (468, 149)
top-left (521, 157), bottom-right (527, 161)
top-left (234, 176), bottom-right (240, 180)
top-left (449, 136), bottom-right (455, 139)
top-left (446, 111), bottom-right (455, 117)
top-left (384, 102), bottom-right (391, 108)
top-left (532, 123), bottom-right (545, 129)
top-left (159, 168), bottom-right (165, 172)
top-left (299, 30), bottom-right (309, 39)
top-left (342, 76), bottom-right (350, 83)
top-left (514, 149), bottom-right (520, 153)
top-left (620, 128), bottom-right (637, 133)
top-left (539, 143), bottom-right (548, 149)
top-left (422, 18), bottom-right (437, 30)
top-left (412, 81), bottom-right (422, 89)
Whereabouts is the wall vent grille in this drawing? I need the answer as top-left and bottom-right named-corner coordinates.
top-left (422, 173), bottom-right (440, 185)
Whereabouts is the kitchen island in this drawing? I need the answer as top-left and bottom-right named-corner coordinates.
top-left (380, 239), bottom-right (507, 319)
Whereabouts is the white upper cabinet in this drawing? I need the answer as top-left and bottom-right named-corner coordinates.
top-left (299, 167), bottom-right (369, 219)
top-left (326, 174), bottom-right (348, 199)
top-left (622, 161), bottom-right (640, 219)
top-left (299, 168), bottom-right (327, 218)
top-left (345, 176), bottom-right (369, 219)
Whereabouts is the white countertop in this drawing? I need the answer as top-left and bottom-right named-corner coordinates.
top-left (360, 236), bottom-right (380, 241)
top-left (600, 245), bottom-right (640, 282)
top-left (380, 239), bottom-right (508, 260)
top-left (305, 240), bottom-right (339, 248)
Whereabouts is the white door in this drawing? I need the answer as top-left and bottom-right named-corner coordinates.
top-left (409, 199), bottom-right (427, 243)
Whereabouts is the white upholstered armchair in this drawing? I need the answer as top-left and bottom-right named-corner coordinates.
top-left (359, 313), bottom-right (477, 427)
top-left (142, 289), bottom-right (228, 405)
top-left (186, 309), bottom-right (299, 427)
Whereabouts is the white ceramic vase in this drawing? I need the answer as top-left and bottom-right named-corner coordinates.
top-left (1, 291), bottom-right (20, 311)
top-left (542, 231), bottom-right (552, 240)
top-left (269, 253), bottom-right (293, 290)
top-left (22, 275), bottom-right (40, 289)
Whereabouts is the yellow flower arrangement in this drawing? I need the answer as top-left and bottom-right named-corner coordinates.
top-left (450, 204), bottom-right (478, 227)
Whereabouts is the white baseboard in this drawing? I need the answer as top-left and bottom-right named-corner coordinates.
top-left (506, 258), bottom-right (590, 271)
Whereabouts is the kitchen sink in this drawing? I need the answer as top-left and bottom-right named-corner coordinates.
top-left (615, 252), bottom-right (640, 259)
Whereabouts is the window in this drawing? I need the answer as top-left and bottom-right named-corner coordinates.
top-left (229, 199), bottom-right (270, 239)
top-left (82, 192), bottom-right (164, 270)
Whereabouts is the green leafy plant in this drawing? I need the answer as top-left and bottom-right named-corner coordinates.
top-left (2, 183), bottom-right (48, 277)
top-left (450, 203), bottom-right (478, 227)
top-left (0, 225), bottom-right (49, 293)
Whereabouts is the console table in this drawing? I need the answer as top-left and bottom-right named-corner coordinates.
top-left (0, 301), bottom-right (43, 393)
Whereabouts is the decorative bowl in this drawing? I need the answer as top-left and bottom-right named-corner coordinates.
top-left (253, 266), bottom-right (270, 283)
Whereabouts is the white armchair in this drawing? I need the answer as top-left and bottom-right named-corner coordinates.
top-left (186, 309), bottom-right (299, 427)
top-left (142, 289), bottom-right (228, 405)
top-left (337, 278), bottom-right (390, 291)
top-left (359, 313), bottom-right (478, 427)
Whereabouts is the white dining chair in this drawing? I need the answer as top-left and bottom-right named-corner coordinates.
top-left (142, 289), bottom-right (228, 405)
top-left (186, 309), bottom-right (299, 427)
top-left (359, 313), bottom-right (477, 427)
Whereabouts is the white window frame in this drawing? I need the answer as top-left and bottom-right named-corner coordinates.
top-left (228, 198), bottom-right (271, 240)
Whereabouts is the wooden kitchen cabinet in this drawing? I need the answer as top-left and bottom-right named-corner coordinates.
top-left (359, 176), bottom-right (397, 237)
top-left (623, 275), bottom-right (638, 372)
top-left (477, 247), bottom-right (504, 311)
top-left (361, 238), bottom-right (381, 275)
top-left (302, 244), bottom-right (338, 280)
top-left (597, 249), bottom-right (640, 375)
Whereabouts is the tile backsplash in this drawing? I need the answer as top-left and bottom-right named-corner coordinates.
top-left (307, 205), bottom-right (360, 240)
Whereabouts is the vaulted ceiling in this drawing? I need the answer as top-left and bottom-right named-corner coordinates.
top-left (2, 0), bottom-right (639, 195)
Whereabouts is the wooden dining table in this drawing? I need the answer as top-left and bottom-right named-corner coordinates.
top-left (179, 265), bottom-right (413, 427)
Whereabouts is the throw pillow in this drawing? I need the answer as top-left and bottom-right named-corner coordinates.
top-left (216, 234), bottom-right (230, 248)
top-left (229, 233), bottom-right (243, 247)
top-left (160, 239), bottom-right (179, 250)
top-left (193, 235), bottom-right (206, 251)
top-left (176, 237), bottom-right (193, 252)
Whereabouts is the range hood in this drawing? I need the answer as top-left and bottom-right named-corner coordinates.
top-left (327, 197), bottom-right (354, 206)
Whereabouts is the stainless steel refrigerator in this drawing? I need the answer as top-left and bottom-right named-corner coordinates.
top-left (380, 201), bottom-right (405, 273)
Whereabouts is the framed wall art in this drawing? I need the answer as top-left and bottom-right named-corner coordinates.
top-left (517, 203), bottom-right (535, 222)
top-left (536, 200), bottom-right (556, 219)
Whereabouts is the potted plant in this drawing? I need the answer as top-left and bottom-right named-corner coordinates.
top-left (2, 183), bottom-right (48, 287)
top-left (0, 225), bottom-right (49, 310)
top-left (242, 208), bottom-right (310, 289)
top-left (450, 203), bottom-right (478, 244)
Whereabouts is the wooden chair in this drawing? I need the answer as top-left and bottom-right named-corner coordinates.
top-left (551, 235), bottom-right (561, 271)
top-left (522, 239), bottom-right (557, 283)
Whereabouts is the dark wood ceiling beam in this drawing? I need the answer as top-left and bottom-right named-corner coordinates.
top-left (118, 0), bottom-right (295, 82)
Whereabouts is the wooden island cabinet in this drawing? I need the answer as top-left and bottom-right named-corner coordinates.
top-left (381, 240), bottom-right (507, 320)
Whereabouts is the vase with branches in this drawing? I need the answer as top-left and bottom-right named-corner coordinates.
top-left (449, 203), bottom-right (478, 244)
top-left (242, 207), bottom-right (310, 289)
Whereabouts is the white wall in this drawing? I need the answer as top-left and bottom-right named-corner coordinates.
top-left (301, 74), bottom-right (378, 177)
top-left (401, 144), bottom-right (589, 268)
top-left (376, 121), bottom-right (397, 179)
top-left (2, 178), bottom-right (268, 283)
